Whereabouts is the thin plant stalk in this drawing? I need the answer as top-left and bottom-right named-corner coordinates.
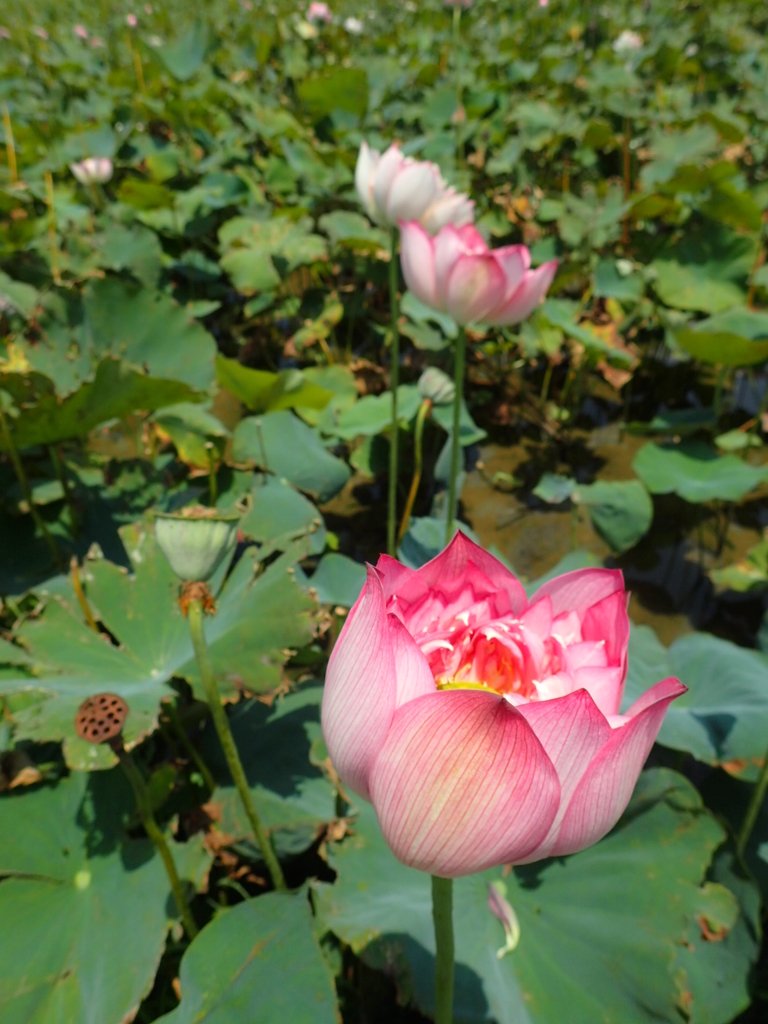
top-left (43, 171), bottom-right (62, 285)
top-left (164, 699), bottom-right (217, 795)
top-left (398, 398), bottom-right (431, 545)
top-left (387, 227), bottom-right (400, 557)
top-left (49, 443), bottom-right (80, 531)
top-left (2, 104), bottom-right (18, 183)
top-left (736, 743), bottom-right (768, 859)
top-left (445, 327), bottom-right (467, 545)
top-left (0, 406), bottom-right (62, 568)
top-left (451, 4), bottom-right (463, 165)
top-left (70, 557), bottom-right (99, 632)
top-left (432, 874), bottom-right (455, 1024)
top-left (206, 444), bottom-right (218, 507)
top-left (186, 597), bottom-right (286, 891)
top-left (115, 743), bottom-right (199, 938)
top-left (620, 116), bottom-right (632, 247)
top-left (128, 33), bottom-right (146, 95)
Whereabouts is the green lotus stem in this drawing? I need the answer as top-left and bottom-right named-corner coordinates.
top-left (43, 171), bottom-right (62, 286)
top-left (398, 398), bottom-right (431, 545)
top-left (713, 365), bottom-right (728, 422)
top-left (48, 444), bottom-right (80, 531)
top-left (70, 557), bottom-right (99, 632)
top-left (164, 699), bottom-right (217, 795)
top-left (445, 327), bottom-right (467, 545)
top-left (0, 406), bottom-right (63, 568)
top-left (387, 227), bottom-right (401, 557)
top-left (736, 743), bottom-right (768, 859)
top-left (432, 874), bottom-right (455, 1024)
top-left (2, 104), bottom-right (17, 183)
top-left (452, 3), bottom-right (463, 164)
top-left (115, 744), bottom-right (199, 938)
top-left (187, 597), bottom-right (286, 891)
top-left (206, 443), bottom-right (218, 507)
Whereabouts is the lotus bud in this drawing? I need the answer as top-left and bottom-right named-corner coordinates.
top-left (69, 156), bottom-right (113, 185)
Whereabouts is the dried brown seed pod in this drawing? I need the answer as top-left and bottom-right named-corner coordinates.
top-left (75, 693), bottom-right (129, 745)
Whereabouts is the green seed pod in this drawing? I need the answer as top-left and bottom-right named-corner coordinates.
top-left (417, 366), bottom-right (455, 406)
top-left (154, 507), bottom-right (240, 582)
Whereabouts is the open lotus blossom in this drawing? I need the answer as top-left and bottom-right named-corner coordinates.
top-left (70, 156), bottom-right (114, 185)
top-left (613, 28), bottom-right (643, 53)
top-left (400, 220), bottom-right (558, 326)
top-left (306, 1), bottom-right (333, 23)
top-left (355, 141), bottom-right (473, 234)
top-left (321, 533), bottom-right (685, 877)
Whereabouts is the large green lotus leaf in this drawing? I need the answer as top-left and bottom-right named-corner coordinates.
top-left (318, 210), bottom-right (389, 252)
top-left (97, 222), bottom-right (164, 287)
top-left (315, 770), bottom-right (755, 1024)
top-left (153, 401), bottom-right (229, 469)
top-left (32, 279), bottom-right (217, 394)
top-left (297, 66), bottom-right (369, 119)
top-left (200, 684), bottom-right (335, 858)
top-left (0, 522), bottom-right (315, 769)
top-left (330, 385), bottom-right (422, 441)
top-left (1, 357), bottom-right (200, 452)
top-left (240, 476), bottom-right (326, 556)
top-left (650, 260), bottom-right (744, 313)
top-left (632, 441), bottom-right (768, 503)
top-left (0, 270), bottom-right (39, 317)
top-left (218, 216), bottom-right (327, 294)
top-left (307, 553), bottom-right (366, 607)
top-left (233, 411), bottom-right (350, 502)
top-left (215, 355), bottom-right (335, 413)
top-left (540, 299), bottom-right (635, 366)
top-left (0, 770), bottom-right (210, 1024)
top-left (625, 625), bottom-right (768, 770)
top-left (155, 893), bottom-right (339, 1024)
top-left (573, 479), bottom-right (653, 553)
top-left (673, 307), bottom-right (768, 367)
top-left (155, 20), bottom-right (210, 81)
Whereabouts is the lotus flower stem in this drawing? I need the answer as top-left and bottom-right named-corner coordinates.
top-left (387, 227), bottom-right (401, 556)
top-left (187, 597), bottom-right (287, 891)
top-left (432, 874), bottom-right (455, 1024)
top-left (2, 104), bottom-right (17, 183)
top-left (398, 398), bottom-right (432, 544)
top-left (70, 557), bottom-right (99, 632)
top-left (736, 741), bottom-right (768, 859)
top-left (128, 33), bottom-right (146, 94)
top-left (451, 4), bottom-right (463, 164)
top-left (0, 406), bottom-right (63, 569)
top-left (445, 327), bottom-right (467, 545)
top-left (163, 699), bottom-right (217, 795)
top-left (115, 743), bottom-right (199, 937)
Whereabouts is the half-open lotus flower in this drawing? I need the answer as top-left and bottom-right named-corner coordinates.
top-left (355, 141), bottom-right (473, 234)
top-left (321, 533), bottom-right (685, 877)
top-left (400, 220), bottom-right (557, 326)
top-left (70, 156), bottom-right (113, 185)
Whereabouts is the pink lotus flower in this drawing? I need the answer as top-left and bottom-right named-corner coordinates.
top-left (306, 1), bottom-right (332, 23)
top-left (355, 141), bottom-right (473, 234)
top-left (400, 220), bottom-right (558, 326)
top-left (70, 157), bottom-right (114, 185)
top-left (321, 533), bottom-right (684, 877)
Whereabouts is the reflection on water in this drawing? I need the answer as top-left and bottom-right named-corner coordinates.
top-left (462, 440), bottom-right (766, 649)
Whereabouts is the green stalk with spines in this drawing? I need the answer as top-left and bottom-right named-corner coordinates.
top-left (187, 597), bottom-right (286, 892)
